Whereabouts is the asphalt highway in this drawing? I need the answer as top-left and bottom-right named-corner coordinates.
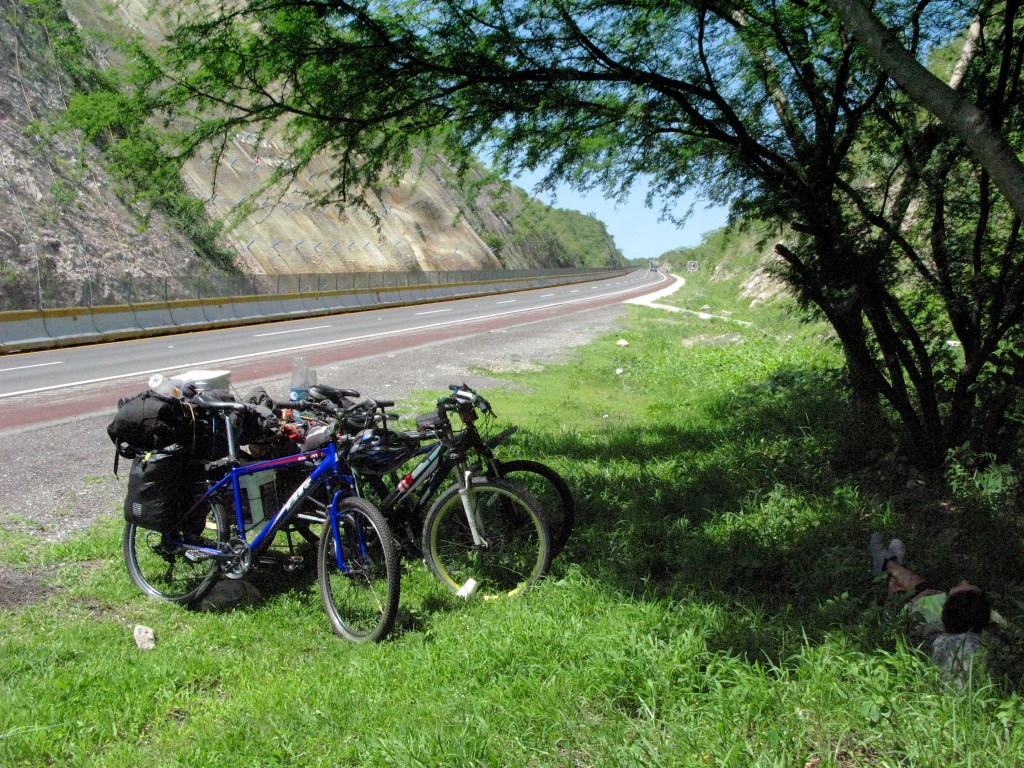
top-left (0, 269), bottom-right (671, 427)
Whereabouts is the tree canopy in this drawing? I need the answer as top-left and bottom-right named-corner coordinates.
top-left (143, 0), bottom-right (1024, 469)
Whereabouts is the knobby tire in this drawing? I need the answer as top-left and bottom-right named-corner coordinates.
top-left (491, 459), bottom-right (574, 558)
top-left (318, 496), bottom-right (400, 643)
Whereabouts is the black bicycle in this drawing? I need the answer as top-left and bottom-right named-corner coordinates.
top-left (411, 385), bottom-right (575, 558)
top-left (304, 383), bottom-right (574, 558)
top-left (308, 385), bottom-right (554, 598)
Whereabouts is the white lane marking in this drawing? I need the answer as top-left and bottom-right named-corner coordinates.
top-left (496, 300), bottom-right (517, 305)
top-left (0, 360), bottom-right (63, 373)
top-left (570, 289), bottom-right (580, 293)
top-left (253, 325), bottom-right (331, 337)
top-left (415, 308), bottom-right (453, 316)
top-left (539, 294), bottom-right (555, 298)
top-left (0, 272), bottom-right (669, 399)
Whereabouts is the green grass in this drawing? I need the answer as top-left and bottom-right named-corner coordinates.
top-left (3, 270), bottom-right (1024, 766)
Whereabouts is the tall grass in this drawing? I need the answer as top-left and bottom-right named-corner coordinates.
top-left (2, 270), bottom-right (1023, 766)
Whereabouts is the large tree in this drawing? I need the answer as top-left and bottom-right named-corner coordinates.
top-left (142, 0), bottom-right (1024, 468)
top-left (823, 0), bottom-right (1024, 220)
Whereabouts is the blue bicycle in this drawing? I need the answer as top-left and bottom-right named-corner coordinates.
top-left (121, 394), bottom-right (400, 643)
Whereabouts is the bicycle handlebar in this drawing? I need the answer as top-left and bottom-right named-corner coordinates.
top-left (437, 383), bottom-right (494, 417)
top-left (289, 396), bottom-right (396, 436)
top-left (288, 398), bottom-right (341, 416)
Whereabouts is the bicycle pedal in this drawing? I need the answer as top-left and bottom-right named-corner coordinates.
top-left (184, 548), bottom-right (213, 563)
top-left (283, 556), bottom-right (304, 573)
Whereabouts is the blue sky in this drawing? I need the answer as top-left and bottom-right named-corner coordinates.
top-left (512, 170), bottom-right (730, 263)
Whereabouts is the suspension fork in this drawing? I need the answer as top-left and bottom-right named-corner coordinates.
top-left (456, 466), bottom-right (487, 548)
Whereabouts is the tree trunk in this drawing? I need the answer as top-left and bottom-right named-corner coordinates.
top-left (824, 0), bottom-right (1024, 220)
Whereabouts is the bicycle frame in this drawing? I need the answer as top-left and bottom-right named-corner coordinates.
top-left (377, 440), bottom-right (447, 511)
top-left (372, 423), bottom-right (518, 542)
top-left (171, 416), bottom-right (358, 570)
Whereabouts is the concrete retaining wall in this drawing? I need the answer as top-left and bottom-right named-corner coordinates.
top-left (1, 309), bottom-right (58, 352)
top-left (131, 301), bottom-right (176, 331)
top-left (168, 300), bottom-right (211, 330)
top-left (1, 270), bottom-right (630, 353)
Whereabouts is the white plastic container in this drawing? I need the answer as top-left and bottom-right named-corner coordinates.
top-left (175, 369), bottom-right (232, 392)
top-left (238, 470), bottom-right (277, 530)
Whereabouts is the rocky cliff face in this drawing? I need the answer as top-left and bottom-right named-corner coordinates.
top-left (1, 0), bottom-right (204, 308)
top-left (0, 0), bottom-right (616, 310)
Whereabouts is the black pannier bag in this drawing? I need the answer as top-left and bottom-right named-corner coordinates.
top-left (123, 451), bottom-right (205, 535)
top-left (107, 390), bottom-right (195, 458)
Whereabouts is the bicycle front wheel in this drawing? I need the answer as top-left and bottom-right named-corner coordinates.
top-left (422, 478), bottom-right (551, 598)
top-left (318, 496), bottom-right (400, 643)
top-left (122, 500), bottom-right (228, 605)
top-left (492, 459), bottom-right (574, 558)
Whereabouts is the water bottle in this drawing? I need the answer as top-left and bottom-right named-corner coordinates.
top-left (289, 357), bottom-right (317, 403)
top-left (148, 374), bottom-right (183, 399)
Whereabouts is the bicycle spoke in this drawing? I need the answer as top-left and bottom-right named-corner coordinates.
top-left (318, 498), bottom-right (400, 643)
top-left (423, 478), bottom-right (551, 597)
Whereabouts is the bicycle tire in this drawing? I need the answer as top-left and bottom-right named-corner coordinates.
top-left (491, 459), bottom-right (574, 558)
top-left (318, 496), bottom-right (400, 643)
top-left (422, 477), bottom-right (551, 597)
top-left (122, 499), bottom-right (229, 605)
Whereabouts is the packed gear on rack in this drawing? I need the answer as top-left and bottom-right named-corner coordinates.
top-left (108, 378), bottom-right (290, 534)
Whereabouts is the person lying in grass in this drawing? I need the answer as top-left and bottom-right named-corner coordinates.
top-left (871, 533), bottom-right (1003, 682)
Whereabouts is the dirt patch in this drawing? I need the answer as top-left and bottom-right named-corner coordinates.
top-left (0, 565), bottom-right (58, 609)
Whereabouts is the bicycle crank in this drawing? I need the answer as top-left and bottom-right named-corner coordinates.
top-left (221, 537), bottom-right (253, 579)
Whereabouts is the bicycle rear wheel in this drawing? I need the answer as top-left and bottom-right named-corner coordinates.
top-left (122, 500), bottom-right (228, 604)
top-left (492, 459), bottom-right (574, 558)
top-left (318, 496), bottom-right (400, 643)
top-left (422, 478), bottom-right (551, 598)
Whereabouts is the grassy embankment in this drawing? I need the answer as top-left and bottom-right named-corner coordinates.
top-left (2, 231), bottom-right (1023, 766)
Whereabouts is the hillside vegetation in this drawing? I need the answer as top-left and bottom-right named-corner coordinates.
top-left (0, 0), bottom-right (623, 309)
top-left (2, 263), bottom-right (1022, 765)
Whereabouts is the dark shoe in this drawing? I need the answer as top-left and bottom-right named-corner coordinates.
top-left (870, 533), bottom-right (906, 575)
top-left (888, 538), bottom-right (906, 566)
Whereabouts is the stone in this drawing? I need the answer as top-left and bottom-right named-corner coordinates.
top-left (133, 624), bottom-right (156, 651)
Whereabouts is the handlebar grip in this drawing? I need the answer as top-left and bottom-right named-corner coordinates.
top-left (447, 383), bottom-right (492, 412)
